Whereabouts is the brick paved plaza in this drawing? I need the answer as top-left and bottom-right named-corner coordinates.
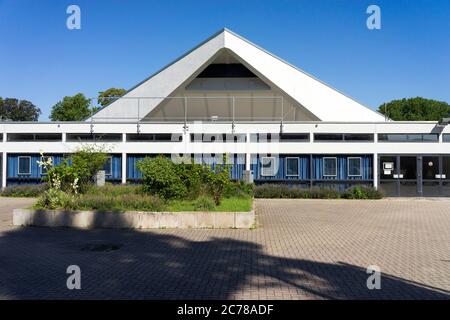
top-left (0, 197), bottom-right (449, 299)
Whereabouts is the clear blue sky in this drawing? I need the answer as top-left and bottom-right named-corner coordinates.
top-left (0, 0), bottom-right (449, 120)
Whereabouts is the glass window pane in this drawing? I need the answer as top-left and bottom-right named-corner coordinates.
top-left (18, 157), bottom-right (30, 175)
top-left (103, 157), bottom-right (112, 176)
top-left (348, 158), bottom-right (361, 176)
top-left (442, 157), bottom-right (450, 178)
top-left (286, 158), bottom-right (299, 176)
top-left (323, 158), bottom-right (337, 176)
top-left (314, 134), bottom-right (343, 141)
top-left (422, 156), bottom-right (439, 180)
top-left (378, 133), bottom-right (438, 142)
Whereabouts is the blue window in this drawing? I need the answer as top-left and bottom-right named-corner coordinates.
top-left (40, 156), bottom-right (53, 175)
top-left (348, 157), bottom-right (362, 177)
top-left (261, 157), bottom-right (276, 176)
top-left (286, 157), bottom-right (299, 176)
top-left (18, 156), bottom-right (31, 175)
top-left (103, 157), bottom-right (112, 176)
top-left (323, 157), bottom-right (337, 177)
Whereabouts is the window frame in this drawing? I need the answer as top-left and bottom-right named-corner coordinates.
top-left (285, 157), bottom-right (300, 177)
top-left (17, 156), bottom-right (32, 175)
top-left (103, 156), bottom-right (113, 177)
top-left (347, 157), bottom-right (362, 177)
top-left (323, 157), bottom-right (337, 177)
top-left (377, 133), bottom-right (439, 142)
top-left (261, 156), bottom-right (276, 177)
top-left (39, 156), bottom-right (54, 176)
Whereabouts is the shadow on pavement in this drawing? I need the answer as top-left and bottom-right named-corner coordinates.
top-left (0, 212), bottom-right (449, 300)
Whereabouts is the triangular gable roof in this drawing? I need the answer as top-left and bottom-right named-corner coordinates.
top-left (90, 28), bottom-right (385, 122)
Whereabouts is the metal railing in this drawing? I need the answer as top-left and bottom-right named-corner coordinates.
top-left (89, 96), bottom-right (288, 123)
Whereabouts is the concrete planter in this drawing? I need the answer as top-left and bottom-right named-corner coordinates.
top-left (13, 208), bottom-right (255, 229)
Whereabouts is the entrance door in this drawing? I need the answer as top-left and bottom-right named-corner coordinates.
top-left (379, 156), bottom-right (399, 196)
top-left (442, 156), bottom-right (450, 197)
top-left (422, 156), bottom-right (440, 196)
top-left (380, 155), bottom-right (450, 197)
top-left (379, 155), bottom-right (419, 196)
top-left (398, 156), bottom-right (418, 196)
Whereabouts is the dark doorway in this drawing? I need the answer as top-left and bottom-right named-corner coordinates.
top-left (380, 155), bottom-right (450, 197)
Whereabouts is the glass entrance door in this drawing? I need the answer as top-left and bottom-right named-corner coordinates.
top-left (442, 157), bottom-right (450, 197)
top-left (422, 156), bottom-right (440, 196)
top-left (379, 156), bottom-right (398, 196)
top-left (398, 156), bottom-right (418, 196)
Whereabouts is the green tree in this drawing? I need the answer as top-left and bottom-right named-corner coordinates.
top-left (50, 93), bottom-right (93, 121)
top-left (0, 97), bottom-right (41, 121)
top-left (97, 88), bottom-right (126, 107)
top-left (378, 97), bottom-right (450, 121)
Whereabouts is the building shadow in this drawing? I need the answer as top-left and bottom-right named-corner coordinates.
top-left (0, 217), bottom-right (448, 299)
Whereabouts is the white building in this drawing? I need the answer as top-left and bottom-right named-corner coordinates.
top-left (1, 29), bottom-right (450, 196)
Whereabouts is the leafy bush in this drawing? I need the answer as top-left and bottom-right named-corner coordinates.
top-left (224, 181), bottom-right (254, 198)
top-left (36, 189), bottom-right (74, 209)
top-left (341, 186), bottom-right (383, 199)
top-left (137, 156), bottom-right (188, 199)
top-left (253, 184), bottom-right (305, 198)
top-left (0, 184), bottom-right (48, 198)
top-left (137, 155), bottom-right (233, 204)
top-left (309, 187), bottom-right (341, 199)
top-left (205, 160), bottom-right (231, 205)
top-left (193, 196), bottom-right (216, 211)
top-left (41, 145), bottom-right (109, 194)
top-left (69, 145), bottom-right (109, 188)
top-left (254, 184), bottom-right (382, 199)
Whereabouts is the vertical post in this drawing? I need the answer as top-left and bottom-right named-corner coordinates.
top-left (232, 97), bottom-right (236, 133)
top-left (2, 152), bottom-right (6, 189)
top-left (137, 98), bottom-right (140, 121)
top-left (246, 133), bottom-right (251, 172)
top-left (121, 152), bottom-right (127, 185)
top-left (373, 153), bottom-right (378, 190)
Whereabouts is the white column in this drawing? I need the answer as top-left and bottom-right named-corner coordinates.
top-left (2, 152), bottom-right (6, 189)
top-left (245, 133), bottom-right (251, 170)
top-left (373, 153), bottom-right (378, 189)
top-left (121, 152), bottom-right (127, 184)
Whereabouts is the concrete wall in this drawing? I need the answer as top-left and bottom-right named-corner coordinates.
top-left (13, 209), bottom-right (255, 229)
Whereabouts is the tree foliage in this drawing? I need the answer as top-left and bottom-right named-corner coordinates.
top-left (0, 97), bottom-right (41, 121)
top-left (50, 93), bottom-right (93, 121)
top-left (97, 88), bottom-right (126, 107)
top-left (378, 97), bottom-right (450, 121)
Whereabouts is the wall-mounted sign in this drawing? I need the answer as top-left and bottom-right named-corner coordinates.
top-left (383, 162), bottom-right (394, 170)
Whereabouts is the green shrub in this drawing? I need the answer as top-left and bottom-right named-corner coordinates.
top-left (309, 187), bottom-right (341, 199)
top-left (193, 196), bottom-right (216, 211)
top-left (137, 156), bottom-right (187, 199)
top-left (254, 184), bottom-right (311, 199)
top-left (36, 189), bottom-right (74, 209)
top-left (137, 155), bottom-right (233, 204)
top-left (254, 184), bottom-right (382, 199)
top-left (0, 184), bottom-right (48, 198)
top-left (224, 181), bottom-right (254, 198)
top-left (205, 159), bottom-right (232, 205)
top-left (342, 186), bottom-right (383, 199)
